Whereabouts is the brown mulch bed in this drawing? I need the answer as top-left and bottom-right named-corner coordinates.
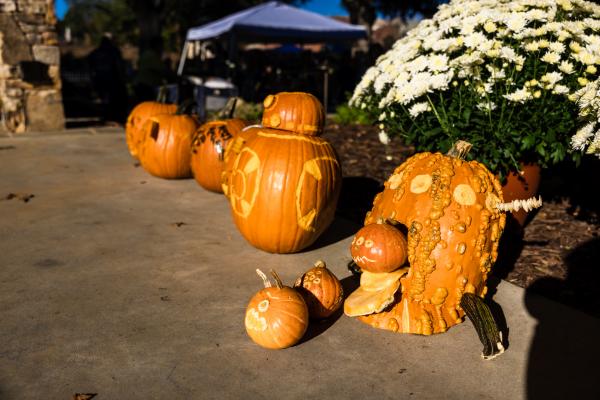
top-left (323, 122), bottom-right (600, 318)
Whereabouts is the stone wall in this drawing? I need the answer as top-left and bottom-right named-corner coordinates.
top-left (0, 0), bottom-right (64, 133)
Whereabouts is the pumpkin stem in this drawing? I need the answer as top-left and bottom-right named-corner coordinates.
top-left (156, 85), bottom-right (169, 103)
top-left (256, 269), bottom-right (271, 288)
top-left (314, 260), bottom-right (326, 269)
top-left (446, 140), bottom-right (472, 160)
top-left (176, 99), bottom-right (196, 116)
top-left (270, 270), bottom-right (284, 289)
top-left (228, 97), bottom-right (238, 119)
top-left (460, 293), bottom-right (505, 360)
top-left (495, 196), bottom-right (543, 213)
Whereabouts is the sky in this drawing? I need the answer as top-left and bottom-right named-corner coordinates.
top-left (54, 0), bottom-right (349, 20)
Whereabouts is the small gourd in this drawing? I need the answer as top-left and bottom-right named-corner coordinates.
top-left (350, 221), bottom-right (408, 273)
top-left (294, 260), bottom-right (343, 319)
top-left (245, 269), bottom-right (309, 349)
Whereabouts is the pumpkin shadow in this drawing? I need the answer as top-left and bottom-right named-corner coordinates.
top-left (336, 176), bottom-right (383, 224)
top-left (304, 176), bottom-right (381, 252)
top-left (525, 275), bottom-right (600, 398)
top-left (491, 218), bottom-right (525, 281)
top-left (297, 273), bottom-right (360, 344)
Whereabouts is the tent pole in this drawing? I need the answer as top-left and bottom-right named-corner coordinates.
top-left (177, 40), bottom-right (190, 76)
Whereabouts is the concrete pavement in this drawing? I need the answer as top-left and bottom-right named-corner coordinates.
top-left (1, 128), bottom-right (599, 399)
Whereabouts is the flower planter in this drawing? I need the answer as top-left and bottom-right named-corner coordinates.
top-left (501, 163), bottom-right (541, 227)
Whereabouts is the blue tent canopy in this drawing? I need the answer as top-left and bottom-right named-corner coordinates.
top-left (185, 1), bottom-right (366, 42)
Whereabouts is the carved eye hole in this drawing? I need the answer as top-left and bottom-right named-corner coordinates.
top-left (365, 239), bottom-right (374, 248)
top-left (356, 236), bottom-right (365, 246)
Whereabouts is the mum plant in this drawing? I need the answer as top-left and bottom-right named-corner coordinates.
top-left (350, 0), bottom-right (600, 179)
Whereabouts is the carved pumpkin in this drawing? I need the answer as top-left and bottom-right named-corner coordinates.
top-left (346, 142), bottom-right (506, 336)
top-left (261, 92), bottom-right (324, 136)
top-left (190, 118), bottom-right (248, 192)
top-left (126, 101), bottom-right (177, 159)
top-left (138, 113), bottom-right (199, 179)
top-left (294, 260), bottom-right (344, 319)
top-left (226, 124), bottom-right (341, 253)
top-left (350, 222), bottom-right (408, 273)
top-left (245, 269), bottom-right (309, 349)
top-left (221, 126), bottom-right (260, 197)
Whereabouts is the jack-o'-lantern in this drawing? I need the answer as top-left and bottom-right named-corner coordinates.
top-left (294, 260), bottom-right (343, 319)
top-left (261, 92), bottom-right (324, 136)
top-left (125, 94), bottom-right (177, 159)
top-left (350, 221), bottom-right (408, 273)
top-left (345, 141), bottom-right (542, 359)
top-left (245, 269), bottom-right (308, 349)
top-left (191, 118), bottom-right (248, 192)
top-left (138, 110), bottom-right (199, 179)
top-left (225, 93), bottom-right (341, 254)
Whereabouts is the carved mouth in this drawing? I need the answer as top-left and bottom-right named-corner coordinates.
top-left (352, 255), bottom-right (376, 264)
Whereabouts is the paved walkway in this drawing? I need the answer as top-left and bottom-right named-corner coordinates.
top-left (1, 129), bottom-right (599, 399)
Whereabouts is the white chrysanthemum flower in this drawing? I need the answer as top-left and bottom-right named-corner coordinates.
top-left (477, 101), bottom-right (497, 112)
top-left (524, 41), bottom-right (540, 52)
top-left (541, 51), bottom-right (561, 64)
top-left (549, 41), bottom-right (566, 54)
top-left (586, 131), bottom-right (600, 154)
top-left (429, 54), bottom-right (450, 72)
top-left (553, 84), bottom-right (570, 95)
top-left (571, 122), bottom-right (595, 150)
top-left (408, 102), bottom-right (431, 118)
top-left (540, 71), bottom-right (564, 86)
top-left (378, 130), bottom-right (391, 145)
top-left (559, 60), bottom-right (575, 74)
top-left (378, 112), bottom-right (386, 121)
top-left (504, 87), bottom-right (533, 103)
top-left (505, 14), bottom-right (528, 33)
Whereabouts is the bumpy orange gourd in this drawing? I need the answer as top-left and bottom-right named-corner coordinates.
top-left (226, 125), bottom-right (341, 253)
top-left (190, 118), bottom-right (248, 192)
top-left (261, 92), bottom-right (324, 136)
top-left (138, 113), bottom-right (199, 179)
top-left (350, 222), bottom-right (408, 273)
top-left (294, 260), bottom-right (344, 319)
top-left (245, 269), bottom-right (309, 349)
top-left (126, 101), bottom-right (177, 159)
top-left (356, 143), bottom-right (506, 335)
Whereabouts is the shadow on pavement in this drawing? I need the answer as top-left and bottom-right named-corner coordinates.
top-left (525, 237), bottom-right (600, 399)
top-left (297, 274), bottom-right (359, 345)
top-left (525, 276), bottom-right (600, 399)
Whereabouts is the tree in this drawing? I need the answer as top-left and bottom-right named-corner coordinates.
top-left (341, 0), bottom-right (448, 41)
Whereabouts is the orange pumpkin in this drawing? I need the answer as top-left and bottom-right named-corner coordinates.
top-left (294, 260), bottom-right (344, 319)
top-left (226, 125), bottom-right (341, 253)
top-left (261, 92), bottom-right (324, 136)
top-left (350, 222), bottom-right (408, 273)
top-left (245, 269), bottom-right (309, 349)
top-left (138, 113), bottom-right (199, 179)
top-left (190, 118), bottom-right (248, 192)
top-left (354, 142), bottom-right (507, 335)
top-left (220, 126), bottom-right (260, 197)
top-left (125, 102), bottom-right (177, 159)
